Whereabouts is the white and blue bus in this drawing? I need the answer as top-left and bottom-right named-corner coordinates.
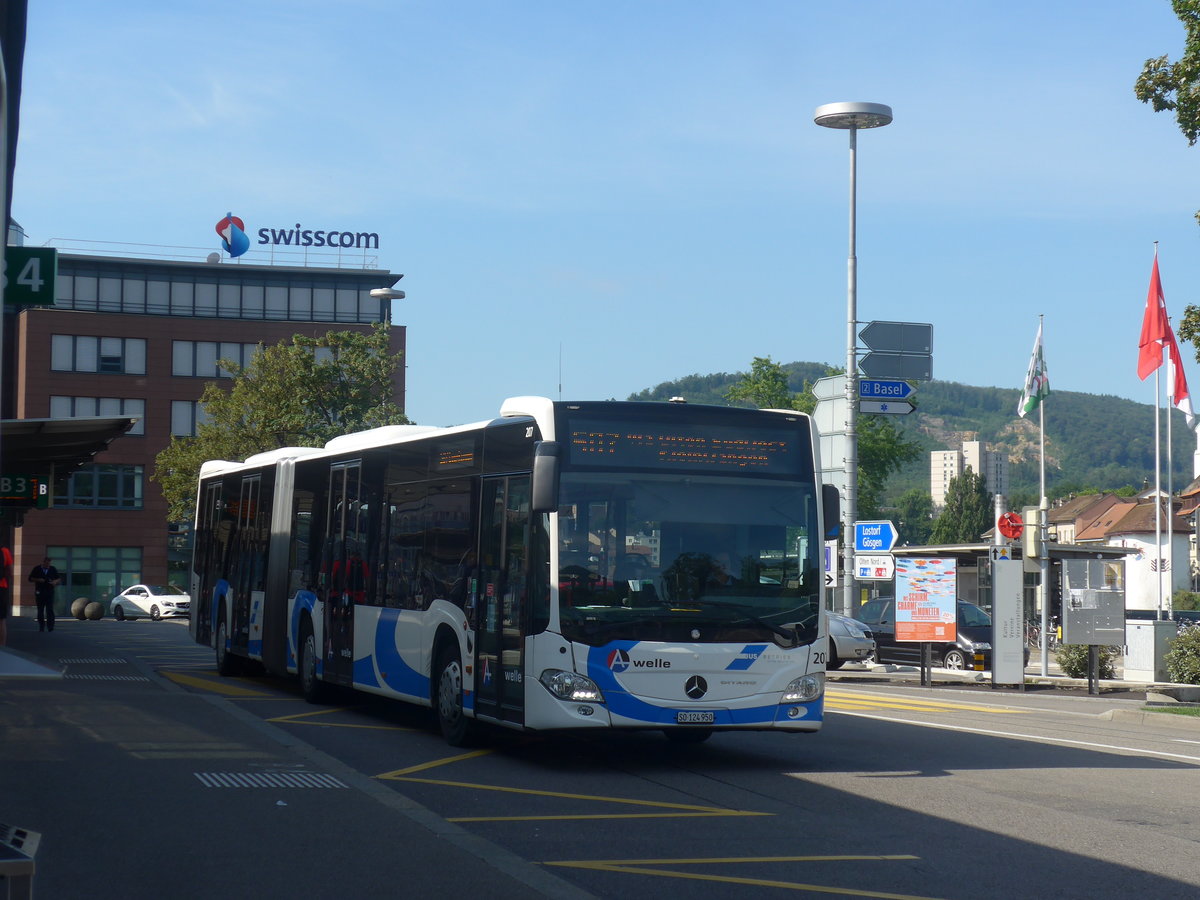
top-left (189, 397), bottom-right (838, 744)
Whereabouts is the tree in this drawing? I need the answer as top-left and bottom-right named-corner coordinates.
top-left (857, 416), bottom-right (922, 520)
top-left (894, 488), bottom-right (935, 546)
top-left (153, 324), bottom-right (408, 522)
top-left (725, 356), bottom-right (799, 410)
top-left (726, 357), bottom-right (920, 518)
top-left (930, 467), bottom-right (993, 544)
top-left (1136, 2), bottom-right (1200, 146)
top-left (1136, 2), bottom-right (1200, 224)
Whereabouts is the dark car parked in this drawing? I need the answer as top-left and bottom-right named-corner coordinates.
top-left (854, 597), bottom-right (1028, 670)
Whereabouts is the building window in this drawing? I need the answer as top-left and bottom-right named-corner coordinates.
top-left (49, 545), bottom-right (142, 607)
top-left (50, 396), bottom-right (145, 436)
top-left (50, 335), bottom-right (146, 375)
top-left (53, 464), bottom-right (144, 509)
top-left (171, 401), bottom-right (210, 437)
top-left (171, 341), bottom-right (261, 377)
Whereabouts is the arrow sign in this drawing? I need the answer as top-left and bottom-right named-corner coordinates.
top-left (859, 351), bottom-right (933, 381)
top-left (824, 540), bottom-right (839, 589)
top-left (859, 379), bottom-right (915, 400)
top-left (859, 320), bottom-right (933, 354)
top-left (854, 520), bottom-right (897, 554)
top-left (860, 400), bottom-right (914, 415)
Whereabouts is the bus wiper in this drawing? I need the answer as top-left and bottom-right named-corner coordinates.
top-left (692, 600), bottom-right (799, 645)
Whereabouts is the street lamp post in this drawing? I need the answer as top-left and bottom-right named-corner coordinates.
top-left (814, 101), bottom-right (893, 617)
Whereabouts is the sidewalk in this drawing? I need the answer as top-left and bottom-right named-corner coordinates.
top-left (829, 656), bottom-right (1200, 703)
top-left (0, 617), bottom-right (592, 900)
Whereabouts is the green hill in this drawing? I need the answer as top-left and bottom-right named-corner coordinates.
top-left (630, 363), bottom-right (1197, 504)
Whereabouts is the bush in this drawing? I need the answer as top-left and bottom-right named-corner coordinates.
top-left (1173, 590), bottom-right (1200, 612)
top-left (1165, 628), bottom-right (1200, 685)
top-left (1054, 643), bottom-right (1117, 679)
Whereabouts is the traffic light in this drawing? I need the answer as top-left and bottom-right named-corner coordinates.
top-left (1022, 506), bottom-right (1043, 558)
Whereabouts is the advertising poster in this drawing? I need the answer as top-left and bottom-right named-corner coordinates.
top-left (894, 557), bottom-right (957, 642)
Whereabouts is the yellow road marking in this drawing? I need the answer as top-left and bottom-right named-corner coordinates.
top-left (264, 707), bottom-right (416, 731)
top-left (453, 811), bottom-right (765, 822)
top-left (545, 856), bottom-right (942, 899)
top-left (825, 690), bottom-right (1030, 714)
top-left (379, 774), bottom-right (765, 821)
top-left (377, 750), bottom-right (494, 777)
top-left (162, 671), bottom-right (270, 697)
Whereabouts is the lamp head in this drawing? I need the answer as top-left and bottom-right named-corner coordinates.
top-left (814, 101), bottom-right (893, 129)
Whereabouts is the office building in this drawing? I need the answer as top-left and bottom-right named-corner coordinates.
top-left (8, 245), bottom-right (404, 616)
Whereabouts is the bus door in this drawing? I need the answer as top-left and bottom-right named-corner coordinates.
top-left (474, 475), bottom-right (530, 724)
top-left (323, 462), bottom-right (368, 687)
top-left (228, 476), bottom-right (262, 656)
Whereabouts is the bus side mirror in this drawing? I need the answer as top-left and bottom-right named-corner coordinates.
top-left (531, 441), bottom-right (561, 513)
top-left (822, 484), bottom-right (841, 540)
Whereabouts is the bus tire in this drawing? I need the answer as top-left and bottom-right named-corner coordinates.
top-left (435, 644), bottom-right (475, 746)
top-left (299, 623), bottom-right (328, 704)
top-left (216, 618), bottom-right (242, 676)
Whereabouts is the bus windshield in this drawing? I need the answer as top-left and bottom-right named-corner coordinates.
top-left (556, 471), bottom-right (821, 648)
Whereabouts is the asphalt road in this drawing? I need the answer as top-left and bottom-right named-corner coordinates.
top-left (5, 616), bottom-right (1200, 899)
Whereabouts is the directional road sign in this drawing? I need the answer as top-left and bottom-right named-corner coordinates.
top-left (859, 320), bottom-right (933, 354)
top-left (854, 520), bottom-right (898, 554)
top-left (859, 351), bottom-right (933, 381)
top-left (860, 400), bottom-right (914, 415)
top-left (824, 540), bottom-right (838, 589)
top-left (858, 379), bottom-right (915, 400)
top-left (855, 554), bottom-right (895, 581)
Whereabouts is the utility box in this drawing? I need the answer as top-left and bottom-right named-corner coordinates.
top-left (1124, 620), bottom-right (1176, 683)
top-left (1062, 559), bottom-right (1126, 646)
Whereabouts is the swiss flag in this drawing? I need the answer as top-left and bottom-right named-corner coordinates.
top-left (1138, 255), bottom-right (1171, 381)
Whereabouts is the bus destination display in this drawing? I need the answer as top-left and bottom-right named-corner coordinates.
top-left (568, 423), bottom-right (802, 474)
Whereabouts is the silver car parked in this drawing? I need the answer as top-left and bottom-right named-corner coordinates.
top-left (827, 612), bottom-right (875, 670)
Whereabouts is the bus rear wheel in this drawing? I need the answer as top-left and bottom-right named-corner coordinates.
top-left (299, 625), bottom-right (329, 703)
top-left (435, 645), bottom-right (476, 746)
top-left (216, 619), bottom-right (241, 676)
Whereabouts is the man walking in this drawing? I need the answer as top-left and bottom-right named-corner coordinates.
top-left (29, 556), bottom-right (60, 632)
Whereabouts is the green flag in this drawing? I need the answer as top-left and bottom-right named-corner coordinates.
top-left (1018, 322), bottom-right (1049, 418)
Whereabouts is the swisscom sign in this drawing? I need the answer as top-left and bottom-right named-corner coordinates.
top-left (216, 213), bottom-right (380, 258)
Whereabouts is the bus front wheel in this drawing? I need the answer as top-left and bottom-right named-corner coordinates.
top-left (435, 645), bottom-right (475, 746)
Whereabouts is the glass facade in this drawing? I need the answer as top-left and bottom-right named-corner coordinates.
top-left (51, 335), bottom-right (146, 374)
top-left (172, 341), bottom-right (262, 377)
top-left (47, 545), bottom-right (143, 610)
top-left (54, 263), bottom-right (387, 324)
top-left (50, 396), bottom-right (145, 435)
top-left (53, 464), bottom-right (144, 509)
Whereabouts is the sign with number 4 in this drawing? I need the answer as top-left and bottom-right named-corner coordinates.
top-left (3, 247), bottom-right (58, 307)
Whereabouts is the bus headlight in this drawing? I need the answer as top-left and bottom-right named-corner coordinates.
top-left (782, 672), bottom-right (824, 703)
top-left (539, 669), bottom-right (605, 703)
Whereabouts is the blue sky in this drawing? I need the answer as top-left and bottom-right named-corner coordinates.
top-left (13, 1), bottom-right (1200, 427)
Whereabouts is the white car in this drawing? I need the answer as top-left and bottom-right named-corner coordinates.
top-left (111, 584), bottom-right (191, 621)
top-left (827, 612), bottom-right (875, 670)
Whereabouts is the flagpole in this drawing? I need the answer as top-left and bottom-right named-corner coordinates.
top-left (1038, 389), bottom-right (1050, 676)
top-left (1037, 314), bottom-right (1050, 677)
top-left (1155, 365), bottom-right (1164, 618)
top-left (1167, 360), bottom-right (1175, 621)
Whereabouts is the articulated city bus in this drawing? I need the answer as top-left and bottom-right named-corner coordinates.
top-left (190, 397), bottom-right (838, 744)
